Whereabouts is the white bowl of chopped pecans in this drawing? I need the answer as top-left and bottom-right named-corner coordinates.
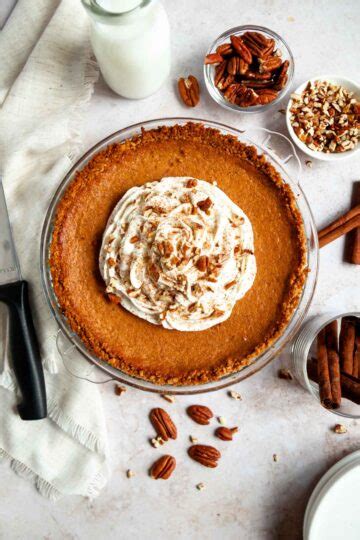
top-left (286, 76), bottom-right (360, 161)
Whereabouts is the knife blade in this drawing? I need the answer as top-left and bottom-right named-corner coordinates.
top-left (0, 179), bottom-right (21, 285)
top-left (0, 176), bottom-right (47, 420)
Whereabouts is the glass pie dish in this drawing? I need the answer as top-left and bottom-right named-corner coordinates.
top-left (40, 117), bottom-right (318, 394)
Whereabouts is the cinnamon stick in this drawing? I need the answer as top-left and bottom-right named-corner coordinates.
top-left (308, 358), bottom-right (360, 405)
top-left (350, 224), bottom-right (360, 264)
top-left (339, 318), bottom-right (356, 375)
top-left (318, 212), bottom-right (360, 248)
top-left (354, 330), bottom-right (360, 379)
top-left (318, 203), bottom-right (360, 240)
top-left (349, 182), bottom-right (360, 264)
top-left (316, 327), bottom-right (333, 408)
top-left (325, 320), bottom-right (341, 408)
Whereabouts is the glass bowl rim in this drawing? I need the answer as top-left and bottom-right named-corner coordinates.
top-left (203, 24), bottom-right (295, 114)
top-left (40, 116), bottom-right (318, 394)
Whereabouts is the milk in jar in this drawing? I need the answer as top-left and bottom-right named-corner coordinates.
top-left (82, 0), bottom-right (171, 99)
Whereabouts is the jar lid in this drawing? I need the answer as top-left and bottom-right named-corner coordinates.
top-left (304, 450), bottom-right (360, 539)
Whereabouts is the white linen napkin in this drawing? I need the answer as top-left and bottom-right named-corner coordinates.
top-left (0, 0), bottom-right (109, 500)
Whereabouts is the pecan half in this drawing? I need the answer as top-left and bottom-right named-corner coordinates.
top-left (259, 56), bottom-right (282, 73)
top-left (238, 58), bottom-right (249, 75)
top-left (242, 32), bottom-right (274, 58)
top-left (188, 444), bottom-right (221, 468)
top-left (150, 408), bottom-right (177, 441)
top-left (227, 56), bottom-right (241, 75)
top-left (224, 83), bottom-right (241, 103)
top-left (178, 75), bottom-right (200, 107)
top-left (243, 30), bottom-right (269, 47)
top-left (216, 43), bottom-right (233, 57)
top-left (273, 60), bottom-right (289, 90)
top-left (230, 35), bottom-right (252, 64)
top-left (215, 426), bottom-right (238, 441)
top-left (241, 79), bottom-right (274, 89)
top-left (256, 89), bottom-right (278, 104)
top-left (150, 455), bottom-right (176, 479)
top-left (214, 61), bottom-right (227, 86)
top-left (244, 70), bottom-right (272, 80)
top-left (204, 52), bottom-right (223, 65)
top-left (217, 73), bottom-right (234, 91)
top-left (236, 88), bottom-right (258, 107)
top-left (187, 404), bottom-right (213, 425)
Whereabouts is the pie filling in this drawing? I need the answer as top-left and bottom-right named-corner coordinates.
top-left (100, 176), bottom-right (256, 331)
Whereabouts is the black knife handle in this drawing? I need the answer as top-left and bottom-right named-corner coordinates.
top-left (0, 280), bottom-right (47, 420)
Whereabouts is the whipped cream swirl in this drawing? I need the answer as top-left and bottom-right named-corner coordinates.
top-left (100, 177), bottom-right (256, 331)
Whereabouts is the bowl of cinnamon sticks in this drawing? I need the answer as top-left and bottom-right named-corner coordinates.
top-left (292, 313), bottom-right (360, 418)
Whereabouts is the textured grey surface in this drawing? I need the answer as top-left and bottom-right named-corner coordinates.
top-left (0, 0), bottom-right (359, 539)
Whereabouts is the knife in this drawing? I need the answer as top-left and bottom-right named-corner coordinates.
top-left (0, 177), bottom-right (47, 420)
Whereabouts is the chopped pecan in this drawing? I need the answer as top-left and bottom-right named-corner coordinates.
top-left (150, 455), bottom-right (176, 479)
top-left (197, 197), bottom-right (213, 213)
top-left (148, 263), bottom-right (160, 282)
top-left (164, 241), bottom-right (173, 257)
top-left (114, 384), bottom-right (126, 396)
top-left (188, 444), bottom-right (221, 468)
top-left (186, 178), bottom-right (198, 188)
top-left (150, 408), bottom-right (177, 441)
top-left (211, 308), bottom-right (225, 318)
top-left (178, 75), bottom-right (200, 107)
top-left (107, 293), bottom-right (121, 305)
top-left (187, 404), bottom-right (213, 425)
top-left (215, 426), bottom-right (238, 441)
top-left (195, 256), bottom-right (209, 272)
top-left (278, 368), bottom-right (293, 380)
top-left (224, 280), bottom-right (237, 290)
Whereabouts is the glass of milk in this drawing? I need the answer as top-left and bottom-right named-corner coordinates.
top-left (82, 0), bottom-right (171, 99)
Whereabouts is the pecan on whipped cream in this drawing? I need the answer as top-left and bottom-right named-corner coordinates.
top-left (99, 177), bottom-right (256, 331)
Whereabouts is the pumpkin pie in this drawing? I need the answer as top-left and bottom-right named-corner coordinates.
top-left (49, 123), bottom-right (307, 385)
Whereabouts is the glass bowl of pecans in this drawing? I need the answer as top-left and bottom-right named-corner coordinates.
top-left (204, 25), bottom-right (294, 113)
top-left (286, 76), bottom-right (360, 161)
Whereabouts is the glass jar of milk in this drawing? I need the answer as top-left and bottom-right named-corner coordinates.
top-left (82, 0), bottom-right (171, 99)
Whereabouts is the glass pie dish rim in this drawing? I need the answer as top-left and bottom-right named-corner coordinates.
top-left (40, 117), bottom-right (319, 394)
